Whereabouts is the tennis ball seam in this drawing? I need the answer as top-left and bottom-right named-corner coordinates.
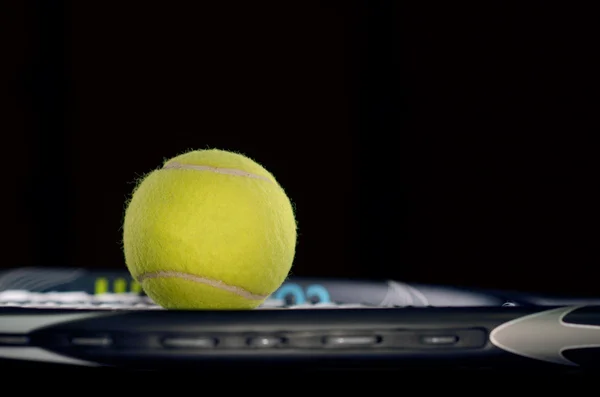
top-left (137, 271), bottom-right (269, 301)
top-left (163, 161), bottom-right (274, 183)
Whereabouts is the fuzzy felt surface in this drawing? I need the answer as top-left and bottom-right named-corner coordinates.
top-left (123, 149), bottom-right (297, 309)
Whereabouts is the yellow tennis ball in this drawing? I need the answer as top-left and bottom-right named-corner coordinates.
top-left (122, 149), bottom-right (297, 310)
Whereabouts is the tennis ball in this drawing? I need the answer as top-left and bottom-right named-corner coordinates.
top-left (122, 149), bottom-right (297, 310)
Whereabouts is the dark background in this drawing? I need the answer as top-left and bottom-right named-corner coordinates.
top-left (1, 2), bottom-right (597, 295)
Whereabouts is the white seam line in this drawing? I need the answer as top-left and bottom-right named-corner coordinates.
top-left (137, 271), bottom-right (267, 301)
top-left (163, 162), bottom-right (272, 183)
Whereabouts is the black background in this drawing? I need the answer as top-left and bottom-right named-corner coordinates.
top-left (1, 2), bottom-right (598, 296)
